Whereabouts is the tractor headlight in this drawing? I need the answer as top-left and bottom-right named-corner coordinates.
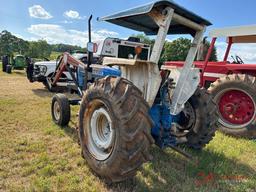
top-left (128, 54), bottom-right (134, 59)
top-left (38, 65), bottom-right (47, 75)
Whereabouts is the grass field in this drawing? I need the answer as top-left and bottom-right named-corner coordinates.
top-left (0, 67), bottom-right (255, 192)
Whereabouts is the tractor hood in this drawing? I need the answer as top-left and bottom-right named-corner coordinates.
top-left (34, 61), bottom-right (56, 66)
top-left (98, 0), bottom-right (211, 36)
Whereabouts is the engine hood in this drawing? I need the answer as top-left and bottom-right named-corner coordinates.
top-left (34, 61), bottom-right (56, 66)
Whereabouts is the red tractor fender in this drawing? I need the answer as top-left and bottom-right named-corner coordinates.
top-left (164, 61), bottom-right (256, 87)
top-left (225, 64), bottom-right (256, 76)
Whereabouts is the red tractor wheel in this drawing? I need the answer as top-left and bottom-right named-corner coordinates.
top-left (208, 74), bottom-right (256, 138)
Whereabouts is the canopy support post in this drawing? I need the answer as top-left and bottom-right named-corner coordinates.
top-left (139, 7), bottom-right (175, 107)
top-left (170, 27), bottom-right (206, 115)
top-left (149, 7), bottom-right (174, 64)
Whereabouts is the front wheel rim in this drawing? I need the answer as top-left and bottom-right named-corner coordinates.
top-left (87, 104), bottom-right (114, 161)
top-left (53, 101), bottom-right (61, 121)
top-left (217, 88), bottom-right (256, 128)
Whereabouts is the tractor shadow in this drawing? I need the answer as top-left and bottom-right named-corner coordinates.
top-left (13, 70), bottom-right (26, 76)
top-left (32, 87), bottom-right (73, 98)
top-left (107, 146), bottom-right (255, 192)
top-left (62, 119), bottom-right (80, 144)
top-left (32, 88), bottom-right (55, 98)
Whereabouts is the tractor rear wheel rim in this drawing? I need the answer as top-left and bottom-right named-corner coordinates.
top-left (53, 101), bottom-right (61, 120)
top-left (217, 89), bottom-right (256, 128)
top-left (174, 101), bottom-right (196, 136)
top-left (88, 104), bottom-right (114, 161)
top-left (181, 102), bottom-right (195, 129)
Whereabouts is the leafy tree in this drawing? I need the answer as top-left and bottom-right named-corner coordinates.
top-left (28, 40), bottom-right (51, 58)
top-left (161, 37), bottom-right (218, 63)
top-left (131, 34), bottom-right (155, 47)
top-left (202, 41), bottom-right (218, 61)
top-left (0, 30), bottom-right (86, 59)
top-left (51, 43), bottom-right (86, 53)
top-left (0, 30), bottom-right (18, 55)
top-left (161, 38), bottom-right (192, 61)
top-left (0, 30), bottom-right (30, 56)
top-left (15, 38), bottom-right (30, 55)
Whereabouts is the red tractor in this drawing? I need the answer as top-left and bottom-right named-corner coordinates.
top-left (164, 25), bottom-right (256, 138)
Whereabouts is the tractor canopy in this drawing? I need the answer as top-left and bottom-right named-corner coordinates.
top-left (99, 1), bottom-right (212, 112)
top-left (99, 0), bottom-right (212, 36)
top-left (209, 25), bottom-right (256, 43)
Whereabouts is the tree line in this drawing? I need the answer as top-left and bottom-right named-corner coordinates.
top-left (0, 30), bottom-right (86, 59)
top-left (0, 30), bottom-right (217, 62)
top-left (133, 34), bottom-right (218, 64)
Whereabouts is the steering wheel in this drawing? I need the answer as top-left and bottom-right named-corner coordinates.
top-left (231, 55), bottom-right (237, 63)
top-left (236, 55), bottom-right (244, 64)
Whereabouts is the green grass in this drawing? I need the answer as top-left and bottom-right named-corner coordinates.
top-left (0, 70), bottom-right (255, 192)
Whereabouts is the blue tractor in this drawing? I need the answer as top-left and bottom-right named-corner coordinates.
top-left (50, 1), bottom-right (217, 183)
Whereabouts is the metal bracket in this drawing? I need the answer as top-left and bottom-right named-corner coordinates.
top-left (170, 27), bottom-right (206, 115)
top-left (66, 65), bottom-right (83, 97)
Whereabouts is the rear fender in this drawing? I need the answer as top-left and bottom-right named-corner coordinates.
top-left (226, 64), bottom-right (256, 71)
top-left (103, 57), bottom-right (161, 107)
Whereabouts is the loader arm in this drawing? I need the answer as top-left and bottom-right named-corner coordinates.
top-left (51, 52), bottom-right (87, 86)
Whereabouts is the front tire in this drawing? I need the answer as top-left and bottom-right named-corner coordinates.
top-left (2, 60), bottom-right (6, 72)
top-left (79, 76), bottom-right (154, 183)
top-left (51, 93), bottom-right (70, 126)
top-left (2, 56), bottom-right (8, 72)
top-left (208, 74), bottom-right (256, 138)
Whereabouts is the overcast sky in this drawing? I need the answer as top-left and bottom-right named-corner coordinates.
top-left (1, 0), bottom-right (256, 62)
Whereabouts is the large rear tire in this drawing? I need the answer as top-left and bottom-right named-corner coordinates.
top-left (79, 76), bottom-right (154, 183)
top-left (208, 74), bottom-right (256, 138)
top-left (174, 88), bottom-right (218, 149)
top-left (2, 60), bottom-right (6, 72)
top-left (6, 65), bottom-right (12, 74)
top-left (2, 56), bottom-right (8, 72)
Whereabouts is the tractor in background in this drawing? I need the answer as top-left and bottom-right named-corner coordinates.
top-left (50, 1), bottom-right (217, 182)
top-left (165, 25), bottom-right (256, 138)
top-left (2, 54), bottom-right (27, 73)
top-left (26, 36), bottom-right (150, 92)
